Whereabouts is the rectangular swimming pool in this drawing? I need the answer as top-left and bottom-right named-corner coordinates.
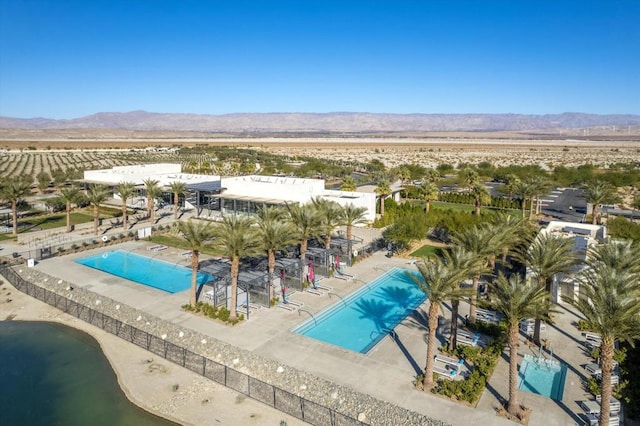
top-left (75, 250), bottom-right (214, 294)
top-left (292, 268), bottom-right (426, 353)
top-left (518, 354), bottom-right (567, 400)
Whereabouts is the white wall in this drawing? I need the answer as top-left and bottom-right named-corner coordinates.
top-left (221, 175), bottom-right (325, 203)
top-left (322, 190), bottom-right (377, 222)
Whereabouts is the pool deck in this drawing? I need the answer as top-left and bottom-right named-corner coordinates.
top-left (31, 242), bottom-right (593, 426)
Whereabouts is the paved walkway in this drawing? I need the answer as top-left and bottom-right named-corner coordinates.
top-left (9, 238), bottom-right (596, 426)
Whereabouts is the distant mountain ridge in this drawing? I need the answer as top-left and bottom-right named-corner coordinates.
top-left (1, 111), bottom-right (639, 132)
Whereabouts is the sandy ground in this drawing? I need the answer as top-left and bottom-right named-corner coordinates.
top-left (0, 278), bottom-right (304, 426)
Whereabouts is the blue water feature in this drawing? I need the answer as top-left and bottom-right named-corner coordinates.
top-left (293, 268), bottom-right (426, 353)
top-left (76, 250), bottom-right (214, 294)
top-left (518, 354), bottom-right (567, 400)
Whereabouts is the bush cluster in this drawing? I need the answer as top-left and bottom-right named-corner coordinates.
top-left (182, 302), bottom-right (244, 325)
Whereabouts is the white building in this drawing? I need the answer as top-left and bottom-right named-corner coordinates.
top-left (83, 164), bottom-right (377, 222)
top-left (534, 221), bottom-right (607, 304)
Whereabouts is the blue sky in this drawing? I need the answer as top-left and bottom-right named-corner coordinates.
top-left (1, 0), bottom-right (639, 118)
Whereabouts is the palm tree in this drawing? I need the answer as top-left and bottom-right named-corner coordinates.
top-left (212, 215), bottom-right (262, 320)
top-left (452, 224), bottom-right (497, 324)
top-left (487, 214), bottom-right (527, 273)
top-left (512, 180), bottom-right (534, 219)
top-left (0, 179), bottom-right (32, 237)
top-left (458, 167), bottom-right (478, 190)
top-left (58, 187), bottom-right (81, 233)
top-left (311, 197), bottom-right (343, 249)
top-left (423, 168), bottom-right (440, 183)
top-left (501, 174), bottom-right (521, 201)
top-left (169, 181), bottom-right (187, 220)
top-left (255, 206), bottom-right (297, 303)
top-left (491, 273), bottom-right (549, 418)
top-left (410, 258), bottom-right (466, 391)
top-left (116, 181), bottom-right (136, 230)
top-left (521, 232), bottom-right (577, 344)
top-left (583, 179), bottom-right (619, 225)
top-left (177, 220), bottom-right (215, 307)
top-left (340, 176), bottom-right (357, 192)
top-left (470, 183), bottom-right (491, 216)
top-left (341, 202), bottom-right (368, 244)
top-left (374, 179), bottom-right (392, 216)
top-left (565, 243), bottom-right (640, 426)
top-left (526, 176), bottom-right (550, 220)
top-left (285, 202), bottom-right (322, 265)
top-left (86, 185), bottom-right (109, 235)
top-left (442, 246), bottom-right (478, 349)
top-left (419, 181), bottom-right (439, 213)
top-left (143, 178), bottom-right (162, 222)
top-left (36, 171), bottom-right (51, 194)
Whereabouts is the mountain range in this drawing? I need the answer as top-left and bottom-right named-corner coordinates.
top-left (1, 111), bottom-right (639, 133)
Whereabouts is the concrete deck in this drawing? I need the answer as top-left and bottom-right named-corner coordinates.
top-left (18, 241), bottom-right (592, 426)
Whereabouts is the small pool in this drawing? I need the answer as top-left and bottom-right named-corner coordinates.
top-left (518, 354), bottom-right (567, 400)
top-left (75, 250), bottom-right (214, 294)
top-left (292, 268), bottom-right (426, 353)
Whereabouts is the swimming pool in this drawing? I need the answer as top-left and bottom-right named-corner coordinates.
top-left (518, 354), bottom-right (567, 400)
top-left (75, 250), bottom-right (214, 294)
top-left (292, 268), bottom-right (426, 353)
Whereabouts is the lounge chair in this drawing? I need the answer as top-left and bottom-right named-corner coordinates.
top-left (580, 400), bottom-right (601, 415)
top-left (283, 297), bottom-right (304, 308)
top-left (147, 244), bottom-right (164, 251)
top-left (179, 250), bottom-right (192, 258)
top-left (595, 373), bottom-right (619, 386)
top-left (315, 283), bottom-right (333, 292)
top-left (585, 363), bottom-right (601, 376)
top-left (278, 302), bottom-right (297, 311)
top-left (306, 287), bottom-right (324, 296)
top-left (584, 413), bottom-right (619, 426)
top-left (456, 334), bottom-right (480, 347)
top-left (435, 354), bottom-right (464, 368)
top-left (433, 365), bottom-right (457, 379)
top-left (335, 268), bottom-right (356, 279)
top-left (457, 329), bottom-right (480, 340)
top-left (595, 395), bottom-right (620, 413)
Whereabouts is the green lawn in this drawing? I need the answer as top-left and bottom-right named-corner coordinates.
top-left (22, 212), bottom-right (94, 230)
top-left (410, 244), bottom-right (443, 258)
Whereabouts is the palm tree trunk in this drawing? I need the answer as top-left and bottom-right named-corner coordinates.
top-left (93, 205), bottom-right (99, 235)
top-left (66, 202), bottom-right (71, 233)
top-left (599, 337), bottom-right (614, 426)
top-left (150, 197), bottom-right (155, 222)
top-left (529, 195), bottom-right (536, 220)
top-left (346, 225), bottom-right (353, 245)
top-left (174, 192), bottom-right (179, 220)
top-left (592, 205), bottom-right (599, 225)
top-left (521, 198), bottom-right (526, 219)
top-left (268, 250), bottom-right (275, 303)
top-left (190, 252), bottom-right (199, 306)
top-left (11, 200), bottom-right (18, 237)
top-left (449, 299), bottom-right (459, 350)
top-left (507, 322), bottom-right (521, 417)
top-left (325, 235), bottom-right (331, 250)
top-left (469, 275), bottom-right (479, 324)
top-left (300, 239), bottom-right (308, 284)
top-left (229, 257), bottom-right (240, 319)
top-left (533, 319), bottom-right (542, 345)
top-left (122, 202), bottom-right (128, 230)
top-left (380, 197), bottom-right (385, 216)
top-left (425, 199), bottom-right (430, 213)
top-left (423, 304), bottom-right (439, 391)
top-left (475, 199), bottom-right (481, 216)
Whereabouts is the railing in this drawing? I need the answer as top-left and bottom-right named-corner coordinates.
top-left (0, 265), bottom-right (364, 426)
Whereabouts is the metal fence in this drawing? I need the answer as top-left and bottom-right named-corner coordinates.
top-left (0, 265), bottom-right (364, 426)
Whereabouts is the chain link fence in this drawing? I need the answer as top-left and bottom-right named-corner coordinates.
top-left (0, 265), bottom-right (364, 426)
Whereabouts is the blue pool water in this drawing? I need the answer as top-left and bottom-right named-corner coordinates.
top-left (76, 250), bottom-right (214, 294)
top-left (292, 268), bottom-right (426, 353)
top-left (518, 355), bottom-right (567, 400)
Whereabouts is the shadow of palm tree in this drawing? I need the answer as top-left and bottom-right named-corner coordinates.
top-left (352, 298), bottom-right (397, 332)
top-left (380, 285), bottom-right (425, 310)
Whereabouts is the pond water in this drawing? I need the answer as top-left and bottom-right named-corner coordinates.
top-left (0, 321), bottom-right (177, 426)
